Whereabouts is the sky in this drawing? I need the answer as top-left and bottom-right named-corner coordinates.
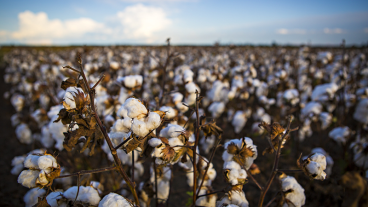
top-left (0, 0), bottom-right (367, 45)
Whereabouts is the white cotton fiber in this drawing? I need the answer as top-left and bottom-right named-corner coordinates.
top-left (98, 193), bottom-right (131, 207)
top-left (24, 188), bottom-right (46, 207)
top-left (18, 170), bottom-right (40, 188)
top-left (16, 123), bottom-right (32, 144)
top-left (148, 138), bottom-right (163, 148)
top-left (24, 154), bottom-right (41, 169)
top-left (123, 98), bottom-right (148, 118)
top-left (64, 186), bottom-right (101, 206)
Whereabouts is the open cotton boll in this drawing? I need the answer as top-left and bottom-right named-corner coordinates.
top-left (98, 193), bottom-right (131, 207)
top-left (48, 115), bottom-right (67, 151)
top-left (311, 148), bottom-right (333, 176)
top-left (208, 102), bottom-right (225, 118)
top-left (16, 123), bottom-right (32, 144)
top-left (200, 135), bottom-right (216, 154)
top-left (11, 93), bottom-right (24, 112)
top-left (186, 93), bottom-right (197, 105)
top-left (146, 112), bottom-right (161, 130)
top-left (171, 92), bottom-right (184, 105)
top-left (300, 101), bottom-right (322, 120)
top-left (185, 82), bottom-right (200, 94)
top-left (123, 98), bottom-right (148, 118)
top-left (319, 112), bottom-right (332, 130)
top-left (38, 154), bottom-right (58, 170)
top-left (46, 191), bottom-right (65, 207)
top-left (280, 175), bottom-right (305, 207)
top-left (159, 124), bottom-right (184, 138)
top-left (117, 106), bottom-right (128, 118)
top-left (196, 188), bottom-right (217, 207)
top-left (36, 170), bottom-right (49, 186)
top-left (354, 98), bottom-right (368, 124)
top-left (216, 190), bottom-right (249, 207)
top-left (64, 186), bottom-right (101, 206)
top-left (63, 87), bottom-right (84, 109)
top-left (131, 118), bottom-right (150, 137)
top-left (311, 83), bottom-right (338, 101)
top-left (149, 138), bottom-right (163, 148)
top-left (11, 156), bottom-right (25, 175)
top-left (111, 118), bottom-right (132, 133)
top-left (24, 188), bottom-right (46, 207)
top-left (168, 137), bottom-right (184, 151)
top-left (328, 126), bottom-right (350, 144)
top-left (109, 61), bottom-right (120, 70)
top-left (18, 169), bottom-right (40, 188)
top-left (183, 69), bottom-right (194, 83)
top-left (160, 106), bottom-right (177, 120)
top-left (47, 105), bottom-right (64, 119)
top-left (40, 126), bottom-right (54, 148)
top-left (120, 75), bottom-right (143, 88)
top-left (232, 111), bottom-right (248, 134)
top-left (24, 154), bottom-right (41, 169)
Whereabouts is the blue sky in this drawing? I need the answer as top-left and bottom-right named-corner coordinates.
top-left (0, 0), bottom-right (367, 45)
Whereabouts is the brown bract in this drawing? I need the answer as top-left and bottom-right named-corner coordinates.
top-left (259, 121), bottom-right (288, 155)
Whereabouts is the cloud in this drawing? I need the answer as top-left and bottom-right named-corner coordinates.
top-left (11, 11), bottom-right (109, 44)
top-left (323, 28), bottom-right (343, 34)
top-left (276, 28), bottom-right (306, 35)
top-left (116, 4), bottom-right (171, 42)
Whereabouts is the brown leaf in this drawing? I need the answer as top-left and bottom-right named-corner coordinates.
top-left (162, 146), bottom-right (175, 162)
top-left (125, 137), bottom-right (141, 154)
top-left (33, 197), bottom-right (50, 207)
top-left (201, 120), bottom-right (223, 138)
top-left (61, 78), bottom-right (77, 90)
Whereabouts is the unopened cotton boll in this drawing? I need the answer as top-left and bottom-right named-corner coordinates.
top-left (98, 193), bottom-right (131, 207)
top-left (16, 123), bottom-right (32, 144)
top-left (24, 188), bottom-right (46, 207)
top-left (63, 186), bottom-right (101, 206)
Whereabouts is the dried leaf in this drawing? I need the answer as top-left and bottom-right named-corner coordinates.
top-left (33, 197), bottom-right (51, 207)
top-left (125, 137), bottom-right (141, 154)
top-left (162, 146), bottom-right (175, 162)
top-left (61, 78), bottom-right (77, 90)
top-left (201, 120), bottom-right (223, 138)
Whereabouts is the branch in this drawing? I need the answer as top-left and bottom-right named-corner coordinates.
top-left (192, 90), bottom-right (201, 204)
top-left (56, 166), bottom-right (117, 179)
top-left (258, 115), bottom-right (297, 207)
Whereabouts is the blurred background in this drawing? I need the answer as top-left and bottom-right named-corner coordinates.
top-left (0, 0), bottom-right (367, 46)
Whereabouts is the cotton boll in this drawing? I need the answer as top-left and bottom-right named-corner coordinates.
top-left (354, 98), bottom-right (368, 124)
top-left (311, 148), bottom-right (333, 176)
top-left (48, 115), bottom-right (67, 151)
top-left (117, 106), bottom-right (128, 118)
top-left (98, 193), bottom-right (131, 207)
top-left (280, 175), bottom-right (305, 207)
top-left (200, 135), bottom-right (216, 154)
top-left (47, 105), bottom-right (64, 119)
top-left (216, 190), bottom-right (249, 207)
top-left (328, 126), bottom-right (350, 144)
top-left (112, 119), bottom-right (132, 133)
top-left (63, 186), bottom-right (101, 206)
top-left (300, 102), bottom-right (322, 120)
top-left (171, 92), bottom-right (184, 105)
top-left (123, 98), bottom-right (148, 118)
top-left (110, 61), bottom-right (120, 70)
top-left (208, 102), bottom-right (225, 118)
top-left (63, 87), bottom-right (84, 109)
top-left (149, 138), bottom-right (163, 148)
top-left (159, 124), bottom-right (185, 138)
top-left (36, 170), bottom-right (49, 186)
top-left (11, 156), bottom-right (25, 175)
top-left (168, 137), bottom-right (184, 151)
top-left (11, 94), bottom-right (24, 112)
top-left (24, 154), bottom-right (41, 169)
top-left (18, 169), bottom-right (40, 188)
top-left (46, 191), bottom-right (65, 207)
top-left (183, 69), bottom-right (194, 83)
top-left (232, 111), bottom-right (247, 134)
top-left (319, 112), bottom-right (332, 130)
top-left (11, 113), bottom-right (20, 127)
top-left (160, 106), bottom-right (177, 120)
top-left (196, 188), bottom-right (217, 207)
top-left (311, 83), bottom-right (338, 101)
top-left (38, 154), bottom-right (58, 170)
top-left (146, 112), bottom-right (161, 130)
top-left (131, 118), bottom-right (150, 137)
top-left (24, 188), bottom-right (46, 207)
top-left (16, 123), bottom-right (32, 144)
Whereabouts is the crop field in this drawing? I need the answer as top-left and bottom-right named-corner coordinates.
top-left (0, 44), bottom-right (367, 207)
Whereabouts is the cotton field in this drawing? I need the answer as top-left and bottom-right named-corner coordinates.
top-left (1, 44), bottom-right (368, 207)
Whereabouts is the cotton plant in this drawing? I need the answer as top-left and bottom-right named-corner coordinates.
top-left (18, 153), bottom-right (60, 188)
top-left (24, 188), bottom-right (47, 207)
top-left (11, 149), bottom-right (46, 175)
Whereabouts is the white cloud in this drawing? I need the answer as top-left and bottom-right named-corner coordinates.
top-left (11, 11), bottom-right (108, 44)
top-left (276, 28), bottom-right (306, 35)
top-left (323, 28), bottom-right (343, 34)
top-left (364, 28), bottom-right (368, 33)
top-left (116, 4), bottom-right (171, 42)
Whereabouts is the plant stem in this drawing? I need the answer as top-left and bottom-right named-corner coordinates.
top-left (192, 90), bottom-right (200, 204)
top-left (196, 135), bottom-right (222, 197)
top-left (153, 159), bottom-right (159, 207)
top-left (56, 166), bottom-right (117, 178)
top-left (244, 168), bottom-right (263, 190)
top-left (258, 116), bottom-right (297, 207)
top-left (277, 169), bottom-right (303, 173)
top-left (66, 55), bottom-right (140, 206)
